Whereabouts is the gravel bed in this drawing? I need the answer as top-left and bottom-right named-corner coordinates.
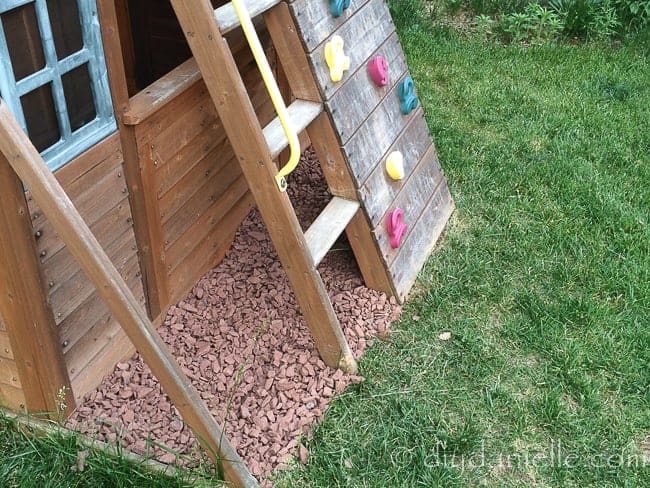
top-left (68, 150), bottom-right (401, 483)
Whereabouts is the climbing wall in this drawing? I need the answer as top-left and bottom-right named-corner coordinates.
top-left (288, 0), bottom-right (454, 301)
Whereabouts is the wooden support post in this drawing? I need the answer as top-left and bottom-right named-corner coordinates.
top-left (0, 152), bottom-right (74, 418)
top-left (169, 0), bottom-right (357, 373)
top-left (0, 100), bottom-right (257, 488)
top-left (263, 2), bottom-right (321, 102)
top-left (96, 0), bottom-right (169, 319)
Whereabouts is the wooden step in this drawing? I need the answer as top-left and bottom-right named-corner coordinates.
top-left (304, 197), bottom-right (360, 267)
top-left (215, 0), bottom-right (282, 34)
top-left (263, 99), bottom-right (323, 159)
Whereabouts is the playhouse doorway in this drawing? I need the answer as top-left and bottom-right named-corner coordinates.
top-left (115, 0), bottom-right (226, 96)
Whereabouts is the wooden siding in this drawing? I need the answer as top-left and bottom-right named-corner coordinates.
top-left (26, 133), bottom-right (145, 401)
top-left (0, 315), bottom-right (25, 411)
top-left (124, 38), bottom-right (274, 312)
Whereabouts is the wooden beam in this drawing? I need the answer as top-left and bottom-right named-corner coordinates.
top-left (96, 0), bottom-right (169, 319)
top-left (0, 99), bottom-right (256, 488)
top-left (263, 2), bottom-right (321, 102)
top-left (169, 0), bottom-right (357, 374)
top-left (0, 148), bottom-right (74, 418)
top-left (304, 197), bottom-right (360, 267)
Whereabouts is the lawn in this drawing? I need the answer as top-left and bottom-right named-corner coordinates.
top-left (276, 5), bottom-right (650, 488)
top-left (2, 3), bottom-right (648, 488)
top-left (0, 412), bottom-right (223, 487)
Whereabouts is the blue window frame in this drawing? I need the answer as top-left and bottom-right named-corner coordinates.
top-left (0, 0), bottom-right (115, 171)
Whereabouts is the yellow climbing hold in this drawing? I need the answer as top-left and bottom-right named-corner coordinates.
top-left (386, 151), bottom-right (405, 180)
top-left (324, 35), bottom-right (350, 83)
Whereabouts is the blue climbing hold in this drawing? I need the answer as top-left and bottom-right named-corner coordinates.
top-left (398, 77), bottom-right (419, 115)
top-left (330, 0), bottom-right (351, 18)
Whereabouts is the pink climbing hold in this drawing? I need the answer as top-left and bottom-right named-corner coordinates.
top-left (386, 208), bottom-right (407, 249)
top-left (368, 56), bottom-right (388, 87)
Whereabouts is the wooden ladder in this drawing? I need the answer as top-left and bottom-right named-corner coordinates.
top-left (169, 0), bottom-right (367, 375)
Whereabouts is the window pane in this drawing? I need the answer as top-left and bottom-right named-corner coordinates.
top-left (20, 84), bottom-right (60, 151)
top-left (46, 0), bottom-right (83, 60)
top-left (1, 3), bottom-right (46, 81)
top-left (62, 64), bottom-right (96, 131)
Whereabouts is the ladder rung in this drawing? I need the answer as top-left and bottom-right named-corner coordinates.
top-left (215, 0), bottom-right (282, 34)
top-left (263, 99), bottom-right (323, 160)
top-left (305, 197), bottom-right (360, 267)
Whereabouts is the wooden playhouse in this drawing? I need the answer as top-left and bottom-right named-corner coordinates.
top-left (0, 0), bottom-right (453, 485)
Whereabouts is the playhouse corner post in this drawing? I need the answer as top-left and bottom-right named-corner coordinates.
top-left (0, 150), bottom-right (75, 419)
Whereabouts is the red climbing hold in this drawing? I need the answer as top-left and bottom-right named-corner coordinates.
top-left (368, 56), bottom-right (388, 87)
top-left (386, 208), bottom-right (407, 249)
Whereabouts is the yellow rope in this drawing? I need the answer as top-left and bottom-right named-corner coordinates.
top-left (231, 0), bottom-right (300, 192)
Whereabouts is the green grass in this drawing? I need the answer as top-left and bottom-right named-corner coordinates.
top-left (276, 7), bottom-right (649, 488)
top-left (0, 412), bottom-right (221, 487)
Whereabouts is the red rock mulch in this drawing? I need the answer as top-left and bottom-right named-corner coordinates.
top-left (67, 150), bottom-right (401, 483)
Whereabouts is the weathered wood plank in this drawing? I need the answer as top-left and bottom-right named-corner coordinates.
top-left (166, 174), bottom-right (250, 272)
top-left (289, 0), bottom-right (371, 53)
top-left (359, 109), bottom-right (431, 225)
top-left (0, 382), bottom-right (26, 412)
top-left (132, 80), bottom-right (211, 147)
top-left (308, 0), bottom-right (394, 100)
top-left (343, 72), bottom-right (415, 186)
top-left (304, 197), bottom-right (360, 267)
top-left (38, 197), bottom-right (133, 282)
top-left (149, 97), bottom-right (219, 168)
top-left (0, 357), bottom-right (21, 389)
top-left (114, 0), bottom-right (137, 94)
top-left (59, 271), bottom-right (144, 356)
top-left (30, 147), bottom-right (123, 232)
top-left (307, 111), bottom-right (357, 200)
top-left (327, 32), bottom-right (408, 144)
top-left (27, 133), bottom-right (121, 200)
top-left (42, 204), bottom-right (135, 296)
top-left (70, 327), bottom-right (135, 403)
top-left (155, 68), bottom-right (269, 221)
top-left (345, 209), bottom-right (398, 296)
top-left (155, 121), bottom-right (227, 199)
top-left (159, 141), bottom-right (233, 223)
top-left (0, 147), bottom-right (74, 416)
top-left (0, 330), bottom-right (14, 360)
top-left (49, 229), bottom-right (140, 325)
top-left (263, 100), bottom-right (322, 159)
top-left (132, 58), bottom-right (258, 146)
top-left (33, 164), bottom-right (129, 264)
top-left (389, 184), bottom-right (454, 301)
top-left (162, 157), bottom-right (241, 245)
top-left (66, 277), bottom-right (145, 380)
top-left (215, 0), bottom-right (281, 34)
top-left (168, 192), bottom-right (255, 302)
top-left (372, 145), bottom-right (445, 265)
top-left (123, 58), bottom-right (203, 126)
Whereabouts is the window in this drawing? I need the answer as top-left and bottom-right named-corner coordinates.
top-left (0, 0), bottom-right (115, 171)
